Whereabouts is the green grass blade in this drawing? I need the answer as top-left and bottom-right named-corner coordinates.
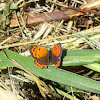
top-left (0, 49), bottom-right (100, 94)
top-left (63, 49), bottom-right (100, 66)
top-left (84, 63), bottom-right (100, 72)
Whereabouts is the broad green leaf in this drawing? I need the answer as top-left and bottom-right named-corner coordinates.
top-left (63, 49), bottom-right (100, 67)
top-left (0, 49), bottom-right (100, 94)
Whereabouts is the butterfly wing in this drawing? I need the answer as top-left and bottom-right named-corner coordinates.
top-left (51, 43), bottom-right (62, 68)
top-left (30, 45), bottom-right (49, 68)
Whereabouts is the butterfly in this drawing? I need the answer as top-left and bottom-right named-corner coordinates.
top-left (29, 43), bottom-right (62, 68)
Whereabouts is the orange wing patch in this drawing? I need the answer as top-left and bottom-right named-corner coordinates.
top-left (52, 44), bottom-right (61, 56)
top-left (52, 43), bottom-right (62, 68)
top-left (55, 60), bottom-right (61, 68)
top-left (34, 60), bottom-right (47, 68)
top-left (30, 46), bottom-right (48, 58)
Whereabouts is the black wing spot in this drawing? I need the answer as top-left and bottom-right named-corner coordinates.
top-left (39, 48), bottom-right (41, 51)
top-left (55, 46), bottom-right (57, 49)
top-left (38, 55), bottom-right (40, 57)
top-left (33, 48), bottom-right (35, 51)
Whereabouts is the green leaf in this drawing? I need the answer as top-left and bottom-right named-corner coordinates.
top-left (84, 63), bottom-right (100, 72)
top-left (63, 49), bottom-right (100, 67)
top-left (0, 49), bottom-right (100, 94)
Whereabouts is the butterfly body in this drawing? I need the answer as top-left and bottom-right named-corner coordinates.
top-left (30, 43), bottom-right (62, 68)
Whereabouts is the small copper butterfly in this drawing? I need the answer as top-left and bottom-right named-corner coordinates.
top-left (30, 43), bottom-right (62, 68)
